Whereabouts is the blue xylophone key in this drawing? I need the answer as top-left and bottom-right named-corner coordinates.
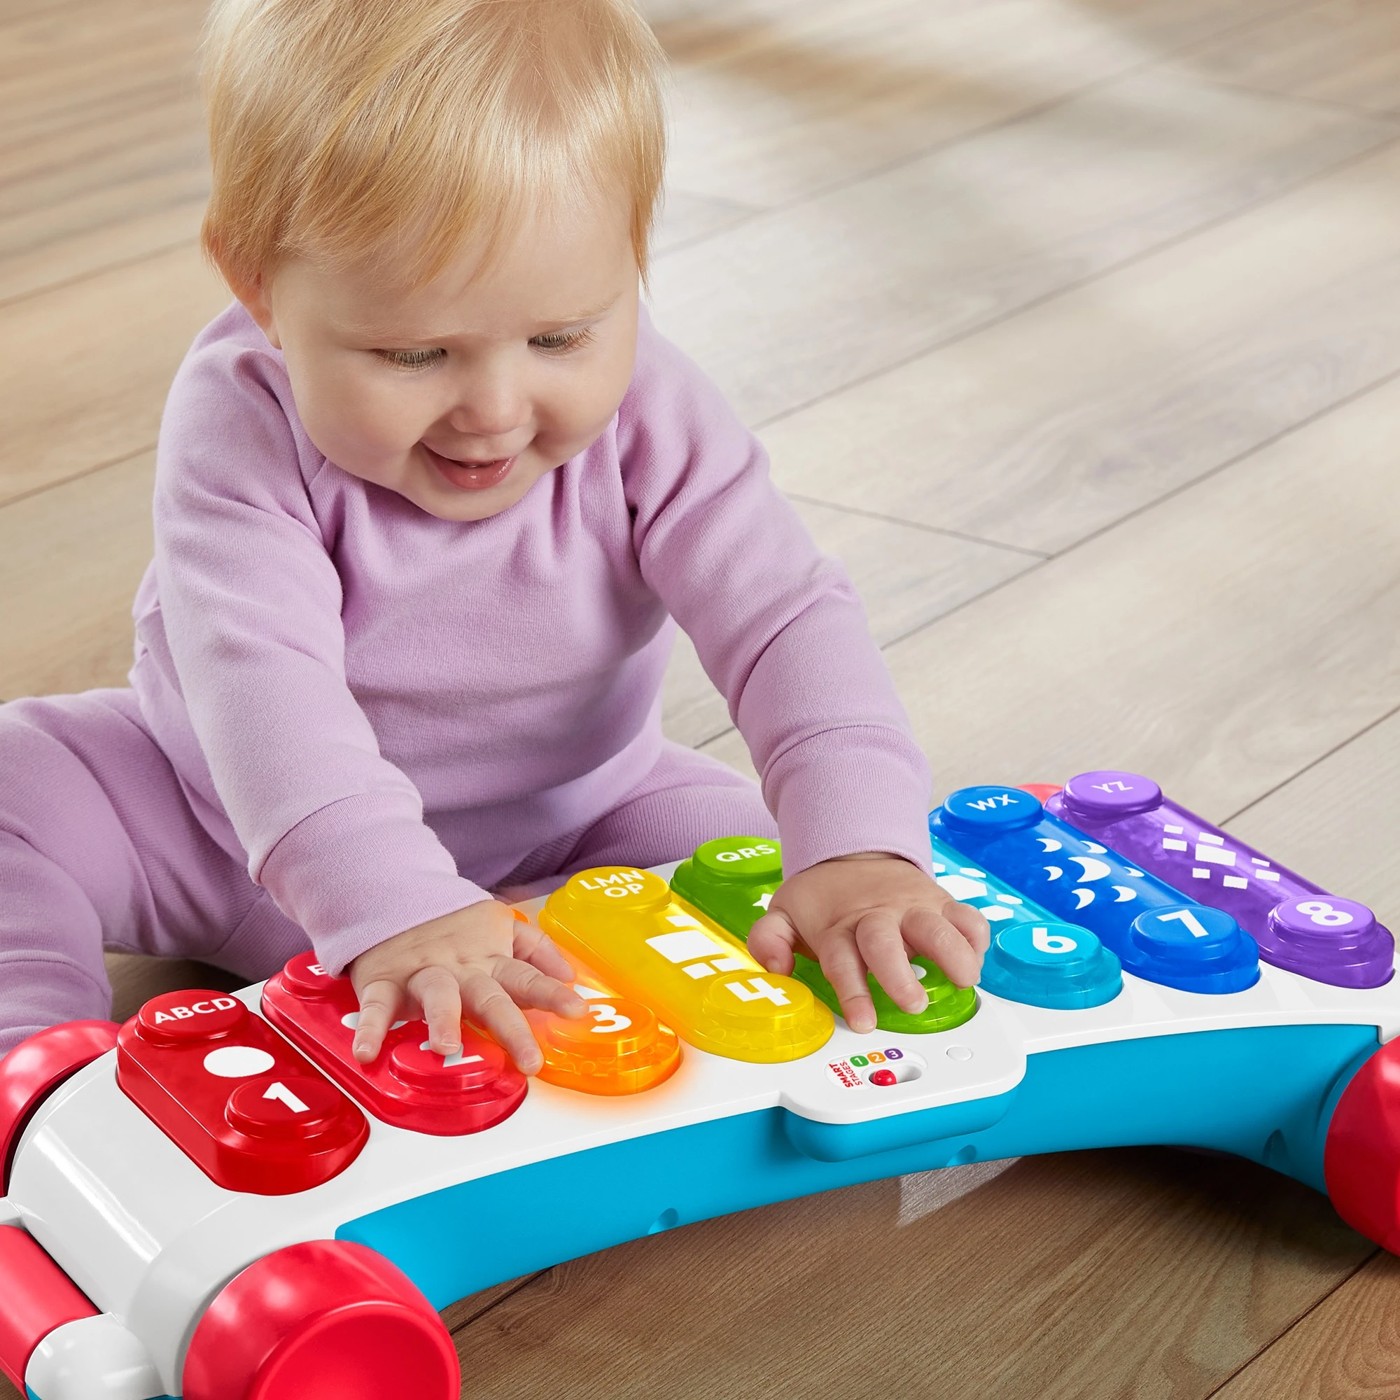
top-left (929, 833), bottom-right (1123, 1009)
top-left (930, 785), bottom-right (1261, 995)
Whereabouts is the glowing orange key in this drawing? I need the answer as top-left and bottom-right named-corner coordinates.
top-left (515, 911), bottom-right (681, 1095)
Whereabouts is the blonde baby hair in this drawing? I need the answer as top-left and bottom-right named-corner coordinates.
top-left (199, 0), bottom-right (669, 294)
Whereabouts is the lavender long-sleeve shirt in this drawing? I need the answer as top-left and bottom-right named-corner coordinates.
top-left (128, 301), bottom-right (933, 977)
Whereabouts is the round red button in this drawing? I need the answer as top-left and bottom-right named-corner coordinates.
top-left (869, 1068), bottom-right (898, 1087)
top-left (226, 1076), bottom-right (348, 1141)
top-left (278, 952), bottom-right (340, 1000)
top-left (137, 991), bottom-right (248, 1045)
top-left (389, 1037), bottom-right (507, 1093)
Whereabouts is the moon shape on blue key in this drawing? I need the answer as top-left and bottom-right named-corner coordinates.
top-left (1044, 865), bottom-right (1063, 880)
top-left (1072, 888), bottom-right (1095, 909)
top-left (1112, 885), bottom-right (1136, 902)
top-left (1038, 837), bottom-right (1063, 852)
top-left (1069, 856), bottom-right (1112, 881)
top-left (1083, 841), bottom-right (1108, 854)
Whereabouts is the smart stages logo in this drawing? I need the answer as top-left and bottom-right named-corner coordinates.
top-left (825, 1046), bottom-right (905, 1089)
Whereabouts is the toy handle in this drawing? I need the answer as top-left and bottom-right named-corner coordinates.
top-left (0, 1021), bottom-right (120, 1192)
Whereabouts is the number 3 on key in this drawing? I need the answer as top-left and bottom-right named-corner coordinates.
top-left (586, 1003), bottom-right (633, 1035)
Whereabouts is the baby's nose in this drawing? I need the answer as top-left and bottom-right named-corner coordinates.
top-left (447, 371), bottom-right (527, 438)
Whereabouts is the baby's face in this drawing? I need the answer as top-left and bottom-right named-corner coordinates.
top-left (243, 197), bottom-right (640, 521)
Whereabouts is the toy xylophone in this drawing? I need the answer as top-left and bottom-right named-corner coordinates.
top-left (1, 769), bottom-right (1396, 1400)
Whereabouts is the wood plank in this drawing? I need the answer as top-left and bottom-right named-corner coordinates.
top-left (0, 0), bottom-right (746, 302)
top-left (1186, 0), bottom-right (1400, 117)
top-left (0, 0), bottom-right (209, 303)
top-left (760, 135), bottom-right (1400, 553)
top-left (0, 452), bottom-right (153, 700)
top-left (663, 498), bottom-right (1036, 747)
top-left (703, 368), bottom-right (1400, 825)
top-left (8, 64), bottom-right (1386, 514)
top-left (1216, 1252), bottom-right (1400, 1398)
top-left (0, 0), bottom-right (202, 132)
top-left (0, 0), bottom-right (1312, 301)
top-left (654, 189), bottom-right (763, 254)
top-left (0, 245), bottom-right (229, 507)
top-left (446, 1147), bottom-right (1367, 1398)
top-left (650, 0), bottom-right (1308, 207)
top-left (1223, 708), bottom-right (1400, 922)
top-left (649, 69), bottom-right (1396, 429)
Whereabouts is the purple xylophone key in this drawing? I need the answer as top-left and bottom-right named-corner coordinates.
top-left (1047, 770), bottom-right (1394, 988)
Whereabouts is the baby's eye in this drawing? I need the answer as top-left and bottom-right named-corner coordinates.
top-left (377, 347), bottom-right (445, 370)
top-left (531, 326), bottom-right (595, 354)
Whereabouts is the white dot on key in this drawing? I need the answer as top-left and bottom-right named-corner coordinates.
top-left (203, 1045), bottom-right (277, 1079)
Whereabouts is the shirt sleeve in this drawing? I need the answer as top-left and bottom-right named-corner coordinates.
top-left (617, 308), bottom-right (934, 878)
top-left (152, 334), bottom-right (492, 975)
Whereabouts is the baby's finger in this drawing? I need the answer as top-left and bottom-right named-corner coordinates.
top-left (943, 899), bottom-right (992, 955)
top-left (510, 914), bottom-right (578, 985)
top-left (854, 910), bottom-right (928, 1016)
top-left (903, 905), bottom-right (983, 988)
top-left (352, 979), bottom-right (402, 1063)
top-left (747, 908), bottom-right (801, 975)
top-left (816, 932), bottom-right (878, 1034)
top-left (460, 971), bottom-right (544, 1075)
top-left (497, 959), bottom-right (587, 1019)
top-left (407, 965), bottom-right (465, 1055)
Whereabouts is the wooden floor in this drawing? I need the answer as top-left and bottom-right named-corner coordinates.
top-left (4, 0), bottom-right (1400, 1394)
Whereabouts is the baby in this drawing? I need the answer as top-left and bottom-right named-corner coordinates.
top-left (0, 0), bottom-right (988, 1071)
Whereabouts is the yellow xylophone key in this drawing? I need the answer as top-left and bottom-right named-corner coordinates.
top-left (539, 867), bottom-right (833, 1063)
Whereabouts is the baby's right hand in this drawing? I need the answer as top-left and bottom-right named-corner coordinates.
top-left (346, 901), bottom-right (586, 1074)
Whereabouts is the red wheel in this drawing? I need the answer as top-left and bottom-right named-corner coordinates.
top-left (1325, 1039), bottom-right (1400, 1252)
top-left (181, 1240), bottom-right (460, 1400)
top-left (0, 1020), bottom-right (120, 1191)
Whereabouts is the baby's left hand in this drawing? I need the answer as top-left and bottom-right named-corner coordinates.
top-left (747, 854), bottom-right (990, 1033)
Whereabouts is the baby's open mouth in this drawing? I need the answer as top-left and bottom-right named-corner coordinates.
top-left (423, 445), bottom-right (517, 491)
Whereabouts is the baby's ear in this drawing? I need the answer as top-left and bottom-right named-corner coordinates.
top-left (210, 244), bottom-right (281, 348)
top-left (230, 272), bottom-right (281, 349)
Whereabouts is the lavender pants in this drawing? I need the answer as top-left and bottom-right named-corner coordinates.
top-left (0, 689), bottom-right (775, 1057)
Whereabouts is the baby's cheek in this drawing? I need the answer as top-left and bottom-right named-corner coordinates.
top-left (332, 385), bottom-right (419, 456)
